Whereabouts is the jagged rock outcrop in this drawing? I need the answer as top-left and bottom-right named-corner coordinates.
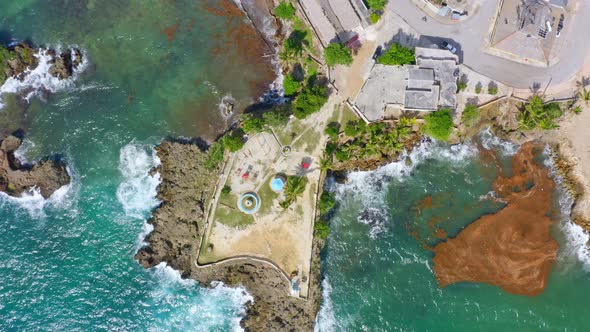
top-left (0, 132), bottom-right (70, 198)
top-left (135, 138), bottom-right (321, 331)
top-left (1, 42), bottom-right (83, 84)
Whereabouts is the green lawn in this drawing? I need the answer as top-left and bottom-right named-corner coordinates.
top-left (257, 176), bottom-right (280, 216)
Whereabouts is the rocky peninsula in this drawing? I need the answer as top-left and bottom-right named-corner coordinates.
top-left (135, 139), bottom-right (321, 331)
top-left (0, 132), bottom-right (70, 198)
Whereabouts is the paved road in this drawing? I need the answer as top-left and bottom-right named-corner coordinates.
top-left (387, 0), bottom-right (590, 89)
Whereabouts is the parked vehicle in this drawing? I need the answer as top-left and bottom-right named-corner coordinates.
top-left (441, 41), bottom-right (457, 54)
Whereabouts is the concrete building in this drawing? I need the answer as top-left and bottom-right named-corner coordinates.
top-left (299, 0), bottom-right (369, 45)
top-left (488, 0), bottom-right (569, 66)
top-left (354, 47), bottom-right (458, 122)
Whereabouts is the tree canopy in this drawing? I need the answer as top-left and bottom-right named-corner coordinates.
top-left (422, 109), bottom-right (454, 141)
top-left (519, 95), bottom-right (561, 130)
top-left (324, 42), bottom-right (353, 67)
top-left (274, 2), bottom-right (295, 20)
top-left (292, 85), bottom-right (329, 119)
top-left (377, 43), bottom-right (415, 66)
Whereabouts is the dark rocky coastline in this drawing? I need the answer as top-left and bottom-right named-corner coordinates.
top-left (135, 139), bottom-right (322, 331)
top-left (1, 42), bottom-right (83, 85)
top-left (0, 132), bottom-right (70, 198)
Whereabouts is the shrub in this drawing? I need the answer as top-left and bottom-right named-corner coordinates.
top-left (324, 42), bottom-right (353, 67)
top-left (319, 191), bottom-right (336, 216)
top-left (283, 74), bottom-right (301, 96)
top-left (574, 106), bottom-right (582, 114)
top-left (344, 120), bottom-right (366, 137)
top-left (475, 82), bottom-right (482, 94)
top-left (314, 220), bottom-right (330, 239)
top-left (222, 131), bottom-right (245, 152)
top-left (518, 95), bottom-right (562, 130)
top-left (274, 2), bottom-right (295, 20)
top-left (488, 81), bottom-right (498, 95)
top-left (205, 141), bottom-right (225, 170)
top-left (422, 109), bottom-right (454, 141)
top-left (377, 43), bottom-right (415, 66)
top-left (263, 106), bottom-right (290, 128)
top-left (293, 85), bottom-right (329, 119)
top-left (462, 105), bottom-right (479, 125)
top-left (325, 142), bottom-right (337, 156)
top-left (241, 114), bottom-right (265, 133)
top-left (457, 81), bottom-right (467, 92)
top-left (221, 185), bottom-right (231, 195)
top-left (366, 0), bottom-right (388, 11)
top-left (324, 122), bottom-right (340, 139)
top-left (334, 148), bottom-right (349, 162)
top-left (370, 12), bottom-right (381, 24)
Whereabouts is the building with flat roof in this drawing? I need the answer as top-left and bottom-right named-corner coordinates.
top-left (488, 0), bottom-right (569, 66)
top-left (354, 47), bottom-right (458, 122)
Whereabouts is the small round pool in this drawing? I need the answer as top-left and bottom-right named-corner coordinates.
top-left (238, 192), bottom-right (261, 214)
top-left (270, 175), bottom-right (286, 192)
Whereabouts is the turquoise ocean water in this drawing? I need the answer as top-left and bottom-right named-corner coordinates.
top-left (2, 1), bottom-right (590, 331)
top-left (0, 1), bottom-right (273, 330)
top-left (316, 134), bottom-right (590, 331)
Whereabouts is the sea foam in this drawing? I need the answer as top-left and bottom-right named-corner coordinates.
top-left (0, 47), bottom-right (88, 108)
top-left (115, 143), bottom-right (161, 250)
top-left (335, 139), bottom-right (477, 237)
top-left (150, 262), bottom-right (253, 332)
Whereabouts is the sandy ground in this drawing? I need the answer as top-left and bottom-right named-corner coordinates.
top-left (200, 98), bottom-right (341, 298)
top-left (551, 107), bottom-right (590, 223)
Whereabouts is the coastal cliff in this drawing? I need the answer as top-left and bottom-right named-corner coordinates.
top-left (135, 139), bottom-right (321, 331)
top-left (0, 132), bottom-right (70, 198)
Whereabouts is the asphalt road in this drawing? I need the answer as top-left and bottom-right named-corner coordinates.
top-left (387, 0), bottom-right (590, 89)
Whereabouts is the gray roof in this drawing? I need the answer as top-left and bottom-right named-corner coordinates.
top-left (404, 87), bottom-right (439, 111)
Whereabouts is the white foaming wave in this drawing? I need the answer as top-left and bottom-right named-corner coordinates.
top-left (13, 138), bottom-right (36, 164)
top-left (0, 165), bottom-right (76, 219)
top-left (315, 277), bottom-right (337, 332)
top-left (335, 140), bottom-right (477, 237)
top-left (544, 147), bottom-right (590, 269)
top-left (116, 143), bottom-right (161, 220)
top-left (478, 127), bottom-right (518, 155)
top-left (150, 263), bottom-right (253, 332)
top-left (0, 47), bottom-right (89, 108)
top-left (218, 94), bottom-right (237, 118)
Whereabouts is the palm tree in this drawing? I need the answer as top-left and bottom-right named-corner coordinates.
top-left (319, 157), bottom-right (332, 172)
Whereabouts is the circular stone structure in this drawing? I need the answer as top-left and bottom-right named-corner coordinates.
top-left (270, 175), bottom-right (286, 192)
top-left (238, 192), bottom-right (261, 214)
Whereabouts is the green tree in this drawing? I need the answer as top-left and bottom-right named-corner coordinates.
top-left (222, 131), bottom-right (245, 152)
top-left (461, 105), bottom-right (479, 125)
top-left (314, 220), bottom-right (330, 239)
top-left (241, 114), bottom-right (265, 133)
top-left (324, 122), bottom-right (340, 139)
top-left (422, 109), bottom-right (454, 141)
top-left (205, 141), bottom-right (225, 170)
top-left (281, 176), bottom-right (308, 207)
top-left (377, 43), bottom-right (415, 65)
top-left (370, 12), bottom-right (381, 24)
top-left (475, 82), bottom-right (482, 94)
top-left (292, 86), bottom-right (329, 119)
top-left (263, 106), bottom-right (290, 128)
top-left (518, 95), bottom-right (561, 130)
top-left (283, 30), bottom-right (309, 59)
top-left (488, 81), bottom-right (498, 95)
top-left (283, 74), bottom-right (301, 96)
top-left (221, 185), bottom-right (231, 195)
top-left (319, 191), bottom-right (336, 216)
top-left (366, 0), bottom-right (388, 10)
top-left (274, 2), bottom-right (295, 20)
top-left (324, 43), bottom-right (353, 67)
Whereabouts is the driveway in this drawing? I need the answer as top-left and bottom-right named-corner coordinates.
top-left (387, 0), bottom-right (590, 89)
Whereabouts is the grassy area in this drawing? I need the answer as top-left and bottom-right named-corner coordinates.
top-left (341, 104), bottom-right (359, 124)
top-left (293, 127), bottom-right (322, 154)
top-left (276, 119), bottom-right (305, 146)
top-left (257, 176), bottom-right (280, 216)
top-left (215, 203), bottom-right (255, 228)
top-left (293, 17), bottom-right (316, 56)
